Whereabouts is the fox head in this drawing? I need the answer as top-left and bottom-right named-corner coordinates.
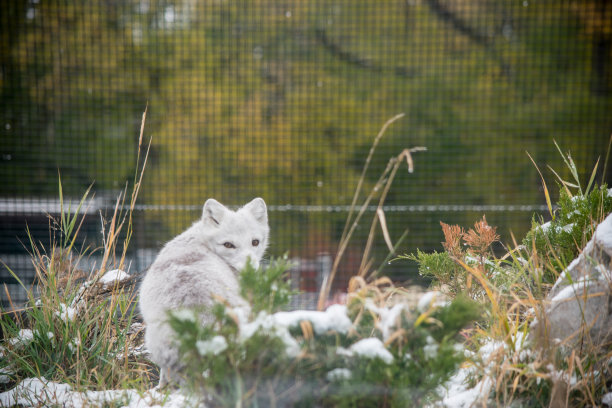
top-left (202, 197), bottom-right (269, 272)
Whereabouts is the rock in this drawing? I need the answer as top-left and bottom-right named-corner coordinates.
top-left (533, 212), bottom-right (612, 347)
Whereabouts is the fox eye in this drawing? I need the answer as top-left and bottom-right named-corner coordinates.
top-left (223, 242), bottom-right (236, 249)
top-left (252, 239), bottom-right (259, 247)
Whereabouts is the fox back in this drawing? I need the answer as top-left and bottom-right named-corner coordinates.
top-left (139, 197), bottom-right (269, 385)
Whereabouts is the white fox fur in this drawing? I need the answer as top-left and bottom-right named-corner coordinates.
top-left (139, 197), bottom-right (269, 386)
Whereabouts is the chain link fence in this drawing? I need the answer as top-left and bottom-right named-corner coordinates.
top-left (2, 0), bottom-right (611, 308)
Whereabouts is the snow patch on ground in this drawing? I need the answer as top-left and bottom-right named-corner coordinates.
top-left (0, 365), bottom-right (14, 385)
top-left (440, 369), bottom-right (493, 408)
top-left (436, 334), bottom-right (528, 408)
top-left (99, 269), bottom-right (131, 286)
top-left (0, 377), bottom-right (189, 408)
top-left (602, 391), bottom-right (612, 407)
top-left (8, 329), bottom-right (34, 347)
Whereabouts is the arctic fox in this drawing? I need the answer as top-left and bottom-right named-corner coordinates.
top-left (139, 197), bottom-right (269, 386)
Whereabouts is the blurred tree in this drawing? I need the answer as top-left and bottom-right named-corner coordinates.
top-left (0, 0), bottom-right (609, 256)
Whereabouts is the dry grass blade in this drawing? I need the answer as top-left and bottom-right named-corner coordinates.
top-left (398, 147), bottom-right (427, 173)
top-left (121, 108), bottom-right (152, 269)
top-left (601, 133), bottom-right (612, 185)
top-left (341, 112), bottom-right (405, 241)
top-left (553, 140), bottom-right (583, 193)
top-left (318, 115), bottom-right (406, 310)
top-left (347, 275), bottom-right (368, 294)
top-left (319, 139), bottom-right (426, 308)
top-left (90, 107), bottom-right (150, 276)
top-left (376, 208), bottom-right (394, 253)
top-left (454, 258), bottom-right (501, 319)
top-left (96, 192), bottom-right (125, 277)
top-left (547, 164), bottom-right (578, 194)
top-left (353, 160), bottom-right (397, 278)
top-left (358, 147), bottom-right (426, 278)
top-left (300, 320), bottom-right (314, 341)
top-left (526, 151), bottom-right (555, 219)
top-left (585, 157), bottom-right (599, 195)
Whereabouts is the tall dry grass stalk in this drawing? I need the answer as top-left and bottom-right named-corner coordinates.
top-left (98, 106), bottom-right (151, 276)
top-left (317, 113), bottom-right (426, 310)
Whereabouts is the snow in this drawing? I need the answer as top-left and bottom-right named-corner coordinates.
top-left (67, 337), bottom-right (81, 353)
top-left (0, 377), bottom-right (190, 408)
top-left (440, 370), bottom-right (493, 408)
top-left (465, 255), bottom-right (497, 269)
top-left (326, 368), bottom-right (352, 381)
top-left (477, 340), bottom-right (504, 362)
top-left (423, 336), bottom-right (439, 359)
top-left (6, 250), bottom-right (611, 408)
top-left (435, 338), bottom-right (504, 407)
top-left (237, 310), bottom-right (301, 357)
top-left (340, 337), bottom-right (394, 364)
top-left (196, 336), bottom-right (228, 356)
top-left (3, 319), bottom-right (608, 408)
top-left (602, 392), bottom-right (612, 406)
top-left (536, 221), bottom-right (574, 235)
top-left (546, 364), bottom-right (577, 386)
top-left (553, 255), bottom-right (581, 290)
top-left (552, 211), bottom-right (612, 295)
top-left (417, 291), bottom-right (447, 312)
top-left (595, 264), bottom-right (612, 281)
top-left (9, 329), bottom-right (34, 347)
top-left (272, 304), bottom-right (353, 335)
top-left (0, 366), bottom-right (14, 384)
top-left (365, 300), bottom-right (406, 340)
top-left (539, 221), bottom-right (552, 232)
top-left (99, 269), bottom-right (131, 286)
top-left (235, 304), bottom-right (353, 357)
top-left (436, 337), bottom-right (510, 408)
top-left (561, 223), bottom-right (574, 233)
top-left (595, 212), bottom-right (612, 252)
top-left (438, 331), bottom-right (552, 408)
top-left (56, 303), bottom-right (77, 322)
top-left (237, 304), bottom-right (389, 364)
top-left (550, 275), bottom-right (598, 303)
top-left (170, 309), bottom-right (197, 323)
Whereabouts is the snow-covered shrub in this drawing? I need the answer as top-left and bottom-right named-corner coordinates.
top-left (168, 264), bottom-right (480, 407)
top-left (524, 185), bottom-right (612, 284)
top-left (411, 144), bottom-right (612, 407)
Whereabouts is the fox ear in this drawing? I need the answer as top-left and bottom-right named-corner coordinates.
top-left (243, 197), bottom-right (267, 225)
top-left (203, 198), bottom-right (227, 226)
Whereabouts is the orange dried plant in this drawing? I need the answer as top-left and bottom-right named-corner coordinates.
top-left (440, 221), bottom-right (464, 258)
top-left (462, 215), bottom-right (499, 257)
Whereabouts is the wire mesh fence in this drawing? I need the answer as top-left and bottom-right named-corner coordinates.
top-left (1, 0), bottom-right (611, 308)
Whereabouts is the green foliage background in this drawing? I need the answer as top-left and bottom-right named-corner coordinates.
top-left (1, 0), bottom-right (611, 277)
